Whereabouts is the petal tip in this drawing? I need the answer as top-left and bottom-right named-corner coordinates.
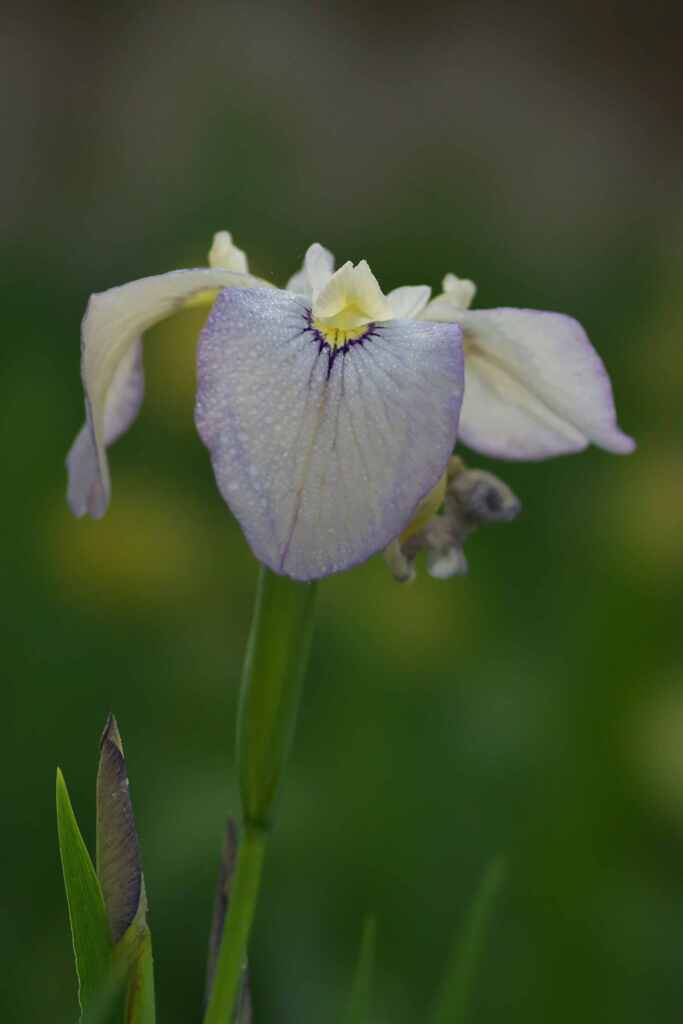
top-left (609, 431), bottom-right (636, 455)
top-left (65, 423), bottom-right (110, 519)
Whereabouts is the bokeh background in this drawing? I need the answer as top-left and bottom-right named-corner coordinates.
top-left (3, 1), bottom-right (682, 1021)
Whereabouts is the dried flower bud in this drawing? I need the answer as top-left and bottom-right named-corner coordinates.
top-left (384, 456), bottom-right (521, 582)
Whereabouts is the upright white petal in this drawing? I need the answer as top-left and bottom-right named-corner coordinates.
top-left (305, 243), bottom-right (336, 296)
top-left (209, 231), bottom-right (249, 273)
top-left (195, 288), bottom-right (464, 581)
top-left (284, 265), bottom-right (311, 297)
top-left (66, 266), bottom-right (260, 519)
top-left (442, 273), bottom-right (477, 310)
top-left (386, 285), bottom-right (432, 320)
top-left (286, 243), bottom-right (336, 297)
top-left (426, 306), bottom-right (635, 460)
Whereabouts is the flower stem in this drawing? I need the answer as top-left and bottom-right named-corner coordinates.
top-left (238, 567), bottom-right (318, 831)
top-left (203, 566), bottom-right (317, 1024)
top-left (203, 825), bottom-right (266, 1024)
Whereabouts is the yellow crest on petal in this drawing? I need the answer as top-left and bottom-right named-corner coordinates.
top-left (312, 260), bottom-right (393, 344)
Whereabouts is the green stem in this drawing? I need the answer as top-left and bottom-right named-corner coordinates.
top-left (203, 566), bottom-right (317, 1024)
top-left (238, 566), bottom-right (318, 831)
top-left (204, 826), bottom-right (266, 1024)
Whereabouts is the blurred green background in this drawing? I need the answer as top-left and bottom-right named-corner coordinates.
top-left (3, 1), bottom-right (682, 1021)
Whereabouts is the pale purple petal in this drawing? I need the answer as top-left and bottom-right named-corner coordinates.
top-left (195, 288), bottom-right (463, 581)
top-left (66, 266), bottom-right (259, 519)
top-left (453, 308), bottom-right (636, 460)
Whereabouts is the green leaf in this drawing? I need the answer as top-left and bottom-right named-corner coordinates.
top-left (78, 979), bottom-right (124, 1024)
top-left (127, 929), bottom-right (155, 1024)
top-left (342, 916), bottom-right (377, 1024)
top-left (432, 855), bottom-right (507, 1024)
top-left (238, 568), bottom-right (317, 831)
top-left (56, 767), bottom-right (113, 1018)
top-left (116, 921), bottom-right (156, 1024)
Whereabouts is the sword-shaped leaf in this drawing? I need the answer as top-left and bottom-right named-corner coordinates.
top-left (56, 767), bottom-right (113, 1018)
top-left (342, 916), bottom-right (377, 1024)
top-left (432, 856), bottom-right (507, 1024)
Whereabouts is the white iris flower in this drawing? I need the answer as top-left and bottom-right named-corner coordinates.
top-left (66, 232), bottom-right (633, 582)
top-left (66, 234), bottom-right (464, 581)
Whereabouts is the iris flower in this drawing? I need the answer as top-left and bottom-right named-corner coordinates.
top-left (66, 232), bottom-right (633, 581)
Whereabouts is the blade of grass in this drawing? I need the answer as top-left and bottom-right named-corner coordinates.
top-left (342, 916), bottom-right (377, 1024)
top-left (56, 768), bottom-right (113, 1018)
top-left (432, 856), bottom-right (507, 1024)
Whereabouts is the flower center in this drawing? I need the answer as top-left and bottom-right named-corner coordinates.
top-left (312, 318), bottom-right (368, 349)
top-left (311, 259), bottom-right (393, 339)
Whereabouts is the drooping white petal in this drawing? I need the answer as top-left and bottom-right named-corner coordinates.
top-left (195, 288), bottom-right (464, 581)
top-left (66, 339), bottom-right (145, 518)
top-left (426, 306), bottom-right (635, 460)
top-left (386, 285), bottom-right (432, 320)
top-left (66, 266), bottom-right (260, 519)
top-left (285, 243), bottom-right (335, 297)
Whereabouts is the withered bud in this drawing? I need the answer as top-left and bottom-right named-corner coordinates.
top-left (384, 456), bottom-right (521, 582)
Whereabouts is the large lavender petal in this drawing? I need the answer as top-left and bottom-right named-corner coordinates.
top-left (195, 288), bottom-right (464, 581)
top-left (66, 266), bottom-right (260, 519)
top-left (446, 308), bottom-right (635, 460)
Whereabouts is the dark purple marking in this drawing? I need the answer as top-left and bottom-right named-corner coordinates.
top-left (302, 308), bottom-right (381, 379)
